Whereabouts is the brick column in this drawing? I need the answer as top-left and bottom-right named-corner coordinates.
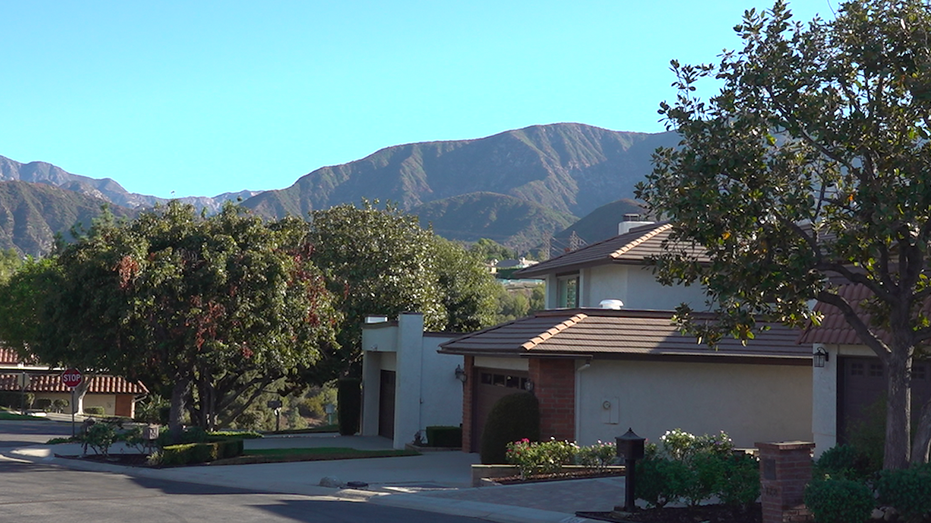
top-left (461, 356), bottom-right (475, 453)
top-left (756, 441), bottom-right (815, 523)
top-left (529, 358), bottom-right (575, 441)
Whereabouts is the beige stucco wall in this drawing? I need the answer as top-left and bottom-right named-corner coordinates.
top-left (576, 359), bottom-right (813, 448)
top-left (572, 265), bottom-right (709, 311)
top-left (34, 392), bottom-right (118, 416)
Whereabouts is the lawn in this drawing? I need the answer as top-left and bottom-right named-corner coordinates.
top-left (213, 447), bottom-right (419, 465)
top-left (0, 410), bottom-right (49, 421)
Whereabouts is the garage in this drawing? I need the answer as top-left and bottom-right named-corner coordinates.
top-left (470, 367), bottom-right (530, 452)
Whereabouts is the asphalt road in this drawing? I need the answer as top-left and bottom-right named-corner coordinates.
top-left (0, 419), bottom-right (75, 447)
top-left (0, 459), bottom-right (485, 523)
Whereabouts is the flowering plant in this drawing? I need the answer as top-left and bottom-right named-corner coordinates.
top-left (575, 440), bottom-right (618, 471)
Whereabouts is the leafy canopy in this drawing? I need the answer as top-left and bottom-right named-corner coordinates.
top-left (636, 0), bottom-right (931, 468)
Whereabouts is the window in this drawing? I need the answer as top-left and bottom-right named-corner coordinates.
top-left (869, 363), bottom-right (883, 377)
top-left (913, 365), bottom-right (927, 381)
top-left (557, 274), bottom-right (579, 308)
top-left (850, 362), bottom-right (864, 376)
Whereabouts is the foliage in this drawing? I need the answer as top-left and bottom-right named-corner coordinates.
top-left (575, 441), bottom-right (618, 472)
top-left (505, 438), bottom-right (578, 478)
top-left (635, 0), bottom-right (931, 468)
top-left (0, 392), bottom-right (34, 410)
top-left (635, 456), bottom-right (692, 508)
top-left (134, 394), bottom-right (170, 424)
top-left (149, 441), bottom-right (237, 466)
top-left (0, 248), bottom-right (21, 283)
top-left (876, 463), bottom-right (931, 522)
top-left (494, 283), bottom-right (545, 324)
top-left (424, 426), bottom-right (462, 448)
top-left (83, 406), bottom-right (105, 416)
top-left (815, 444), bottom-right (877, 482)
top-left (80, 421), bottom-right (117, 456)
top-left (716, 453), bottom-right (762, 509)
top-left (479, 392), bottom-right (540, 464)
top-left (337, 377), bottom-right (361, 436)
top-left (430, 236), bottom-right (499, 332)
top-left (804, 478), bottom-right (874, 523)
top-left (13, 202), bottom-right (339, 442)
top-left (469, 238), bottom-right (516, 262)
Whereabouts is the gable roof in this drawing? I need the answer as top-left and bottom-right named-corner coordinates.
top-left (439, 308), bottom-right (809, 364)
top-left (0, 373), bottom-right (148, 395)
top-left (513, 222), bottom-right (709, 278)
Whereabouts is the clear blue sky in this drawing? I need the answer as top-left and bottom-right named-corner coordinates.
top-left (0, 1), bottom-right (833, 199)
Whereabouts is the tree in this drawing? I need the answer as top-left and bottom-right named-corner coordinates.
top-left (469, 238), bottom-right (516, 263)
top-left (636, 0), bottom-right (931, 469)
top-left (0, 248), bottom-right (21, 284)
top-left (307, 200), bottom-right (498, 381)
top-left (27, 202), bottom-right (339, 438)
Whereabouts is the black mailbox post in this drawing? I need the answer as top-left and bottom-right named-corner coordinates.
top-left (616, 428), bottom-right (646, 512)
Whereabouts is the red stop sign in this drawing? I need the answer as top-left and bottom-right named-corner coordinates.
top-left (61, 368), bottom-right (83, 388)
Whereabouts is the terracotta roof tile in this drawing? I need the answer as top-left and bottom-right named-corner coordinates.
top-left (441, 308), bottom-right (808, 361)
top-left (0, 374), bottom-right (148, 394)
top-left (0, 348), bottom-right (20, 365)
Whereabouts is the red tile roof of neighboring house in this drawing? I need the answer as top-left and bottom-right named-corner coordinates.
top-left (0, 373), bottom-right (148, 395)
top-left (513, 222), bottom-right (710, 278)
top-left (0, 347), bottom-right (20, 365)
top-left (440, 308), bottom-right (809, 363)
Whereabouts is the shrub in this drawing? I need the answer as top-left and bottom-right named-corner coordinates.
top-left (81, 421), bottom-right (117, 456)
top-left (814, 444), bottom-right (875, 481)
top-left (83, 406), bottom-right (105, 416)
top-left (717, 453), bottom-right (760, 509)
top-left (635, 456), bottom-right (691, 508)
top-left (337, 378), bottom-right (361, 436)
top-left (35, 398), bottom-right (52, 411)
top-left (681, 451), bottom-right (726, 506)
top-left (804, 478), bottom-right (873, 523)
top-left (425, 426), bottom-right (462, 448)
top-left (479, 392), bottom-right (540, 464)
top-left (505, 438), bottom-right (577, 477)
top-left (156, 426), bottom-right (208, 448)
top-left (207, 430), bottom-right (262, 440)
top-left (876, 463), bottom-right (931, 522)
top-left (0, 391), bottom-right (34, 410)
top-left (575, 441), bottom-right (617, 471)
top-left (151, 441), bottom-right (233, 466)
top-left (51, 399), bottom-right (69, 413)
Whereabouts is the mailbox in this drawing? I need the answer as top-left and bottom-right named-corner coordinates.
top-left (616, 428), bottom-right (645, 461)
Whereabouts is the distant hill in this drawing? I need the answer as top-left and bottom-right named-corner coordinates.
top-left (0, 181), bottom-right (136, 256)
top-left (551, 198), bottom-right (649, 249)
top-left (413, 192), bottom-right (577, 253)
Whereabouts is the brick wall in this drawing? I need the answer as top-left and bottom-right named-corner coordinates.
top-left (756, 441), bottom-right (815, 523)
top-left (461, 356), bottom-right (475, 452)
top-left (529, 358), bottom-right (576, 441)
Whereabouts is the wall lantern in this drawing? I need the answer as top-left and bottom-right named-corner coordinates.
top-left (813, 347), bottom-right (829, 368)
top-left (454, 364), bottom-right (468, 383)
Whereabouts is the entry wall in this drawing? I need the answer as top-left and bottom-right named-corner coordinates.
top-left (576, 359), bottom-right (813, 448)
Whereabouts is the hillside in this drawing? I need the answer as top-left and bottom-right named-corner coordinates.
top-left (0, 181), bottom-right (136, 256)
top-left (551, 198), bottom-right (649, 249)
top-left (412, 192), bottom-right (577, 253)
top-left (243, 123), bottom-right (677, 220)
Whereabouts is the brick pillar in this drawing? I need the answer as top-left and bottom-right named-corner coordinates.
top-left (461, 356), bottom-right (475, 453)
top-left (756, 441), bottom-right (815, 523)
top-left (529, 358), bottom-right (575, 441)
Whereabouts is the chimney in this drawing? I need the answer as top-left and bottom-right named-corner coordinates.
top-left (618, 214), bottom-right (654, 235)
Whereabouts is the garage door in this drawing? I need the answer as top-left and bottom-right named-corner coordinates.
top-left (471, 367), bottom-right (531, 452)
top-left (838, 357), bottom-right (931, 444)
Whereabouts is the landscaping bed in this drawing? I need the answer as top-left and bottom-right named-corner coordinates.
top-left (577, 504), bottom-right (761, 523)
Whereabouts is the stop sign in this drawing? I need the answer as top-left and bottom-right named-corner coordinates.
top-left (61, 368), bottom-right (83, 388)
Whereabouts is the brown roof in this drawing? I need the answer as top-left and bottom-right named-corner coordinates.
top-left (514, 222), bottom-right (709, 278)
top-left (440, 308), bottom-right (809, 362)
top-left (0, 347), bottom-right (19, 365)
top-left (0, 374), bottom-right (148, 395)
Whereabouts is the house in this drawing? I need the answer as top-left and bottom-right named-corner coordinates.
top-left (360, 313), bottom-right (465, 449)
top-left (800, 284), bottom-right (931, 455)
top-left (0, 347), bottom-right (148, 418)
top-left (438, 220), bottom-right (813, 452)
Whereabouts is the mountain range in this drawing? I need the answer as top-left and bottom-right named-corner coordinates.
top-left (0, 123), bottom-right (677, 257)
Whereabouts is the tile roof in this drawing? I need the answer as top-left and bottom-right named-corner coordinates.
top-left (0, 347), bottom-right (20, 365)
top-left (0, 373), bottom-right (148, 395)
top-left (513, 222), bottom-right (709, 278)
top-left (440, 308), bottom-right (809, 362)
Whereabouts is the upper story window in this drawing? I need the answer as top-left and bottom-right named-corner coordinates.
top-left (557, 274), bottom-right (579, 308)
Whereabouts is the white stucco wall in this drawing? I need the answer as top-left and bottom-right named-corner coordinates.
top-left (576, 359), bottom-right (813, 448)
top-left (811, 343), bottom-right (876, 456)
top-left (551, 264), bottom-right (708, 311)
top-left (361, 313), bottom-right (463, 449)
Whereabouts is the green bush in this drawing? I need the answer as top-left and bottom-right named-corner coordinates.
top-left (51, 399), bottom-right (69, 413)
top-left (505, 438), bottom-right (577, 477)
top-left (717, 453), bottom-right (760, 509)
top-left (156, 425), bottom-right (208, 448)
top-left (153, 442), bottom-right (230, 466)
top-left (81, 421), bottom-right (117, 456)
top-left (876, 463), bottom-right (931, 522)
top-left (575, 441), bottom-right (618, 471)
top-left (479, 392), bottom-right (540, 464)
top-left (83, 406), bottom-right (105, 416)
top-left (337, 378), bottom-right (361, 436)
top-left (804, 478), bottom-right (873, 523)
top-left (0, 391), bottom-right (34, 410)
top-left (635, 456), bottom-right (691, 508)
top-left (815, 444), bottom-right (875, 481)
top-left (425, 426), bottom-right (462, 448)
top-left (35, 398), bottom-right (52, 411)
top-left (206, 430), bottom-right (262, 440)
top-left (681, 451), bottom-right (726, 506)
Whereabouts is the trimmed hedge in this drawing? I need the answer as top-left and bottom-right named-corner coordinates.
top-left (0, 391), bottom-right (34, 409)
top-left (337, 377), bottom-right (361, 436)
top-left (803, 478), bottom-right (873, 523)
top-left (154, 439), bottom-right (243, 466)
top-left (425, 426), bottom-right (462, 448)
top-left (876, 463), bottom-right (931, 521)
top-left (479, 392), bottom-right (540, 464)
top-left (83, 406), bottom-right (105, 416)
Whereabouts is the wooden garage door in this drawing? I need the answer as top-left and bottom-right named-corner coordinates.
top-left (838, 357), bottom-right (931, 444)
top-left (471, 368), bottom-right (530, 453)
top-left (378, 370), bottom-right (396, 440)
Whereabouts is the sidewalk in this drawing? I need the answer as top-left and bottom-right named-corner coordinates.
top-left (2, 433), bottom-right (624, 523)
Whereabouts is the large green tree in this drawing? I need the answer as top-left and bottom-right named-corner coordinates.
top-left (20, 202), bottom-right (339, 437)
top-left (636, 0), bottom-right (931, 469)
top-left (307, 200), bottom-right (498, 381)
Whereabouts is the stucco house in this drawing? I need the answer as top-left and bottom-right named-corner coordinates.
top-left (0, 347), bottom-right (148, 418)
top-left (801, 284), bottom-right (931, 455)
top-left (439, 220), bottom-right (814, 453)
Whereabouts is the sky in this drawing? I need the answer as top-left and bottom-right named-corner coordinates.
top-left (0, 1), bottom-right (835, 199)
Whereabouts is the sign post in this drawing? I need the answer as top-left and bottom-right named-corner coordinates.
top-left (61, 369), bottom-right (83, 436)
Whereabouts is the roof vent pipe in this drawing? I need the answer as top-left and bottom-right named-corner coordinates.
top-left (599, 299), bottom-right (624, 310)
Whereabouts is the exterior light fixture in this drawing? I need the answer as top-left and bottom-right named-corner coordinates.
top-left (454, 364), bottom-right (468, 383)
top-left (616, 428), bottom-right (646, 513)
top-left (813, 347), bottom-right (829, 368)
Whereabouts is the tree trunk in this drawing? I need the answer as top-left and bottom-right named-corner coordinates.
top-left (884, 351), bottom-right (912, 469)
top-left (72, 374), bottom-right (93, 415)
top-left (168, 375), bottom-right (191, 445)
top-left (911, 397), bottom-right (931, 465)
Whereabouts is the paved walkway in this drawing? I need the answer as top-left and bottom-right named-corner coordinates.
top-left (1, 426), bottom-right (626, 523)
